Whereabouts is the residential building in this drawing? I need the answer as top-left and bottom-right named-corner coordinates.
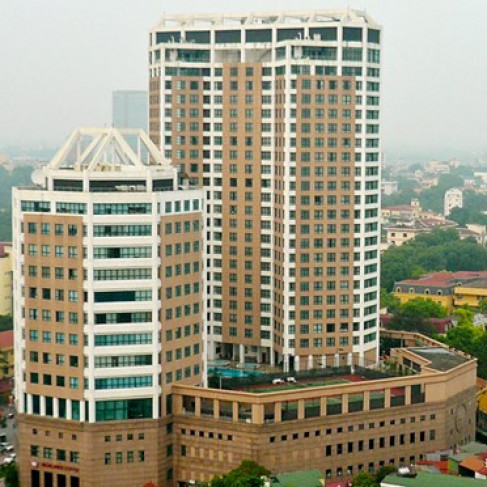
top-left (13, 127), bottom-right (205, 487)
top-left (382, 219), bottom-right (457, 249)
top-left (394, 271), bottom-right (487, 311)
top-left (445, 188), bottom-right (463, 216)
top-left (0, 243), bottom-right (12, 316)
top-left (112, 90), bottom-right (148, 131)
top-left (149, 9), bottom-right (382, 370)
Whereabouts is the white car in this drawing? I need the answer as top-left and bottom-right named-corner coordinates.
top-left (272, 378), bottom-right (285, 385)
top-left (3, 453), bottom-right (16, 465)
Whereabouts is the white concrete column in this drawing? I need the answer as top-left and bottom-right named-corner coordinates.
top-left (334, 353), bottom-right (340, 368)
top-left (27, 394), bottom-right (33, 414)
top-left (283, 354), bottom-right (290, 373)
top-left (321, 355), bottom-right (326, 369)
top-left (53, 397), bottom-right (59, 418)
top-left (80, 401), bottom-right (86, 422)
top-left (308, 354), bottom-right (313, 370)
top-left (208, 342), bottom-right (216, 361)
top-left (347, 352), bottom-right (353, 366)
top-left (270, 347), bottom-right (275, 366)
top-left (239, 344), bottom-right (245, 365)
top-left (295, 356), bottom-right (300, 372)
top-left (89, 399), bottom-right (96, 423)
top-left (66, 399), bottom-right (72, 420)
top-left (40, 396), bottom-right (46, 416)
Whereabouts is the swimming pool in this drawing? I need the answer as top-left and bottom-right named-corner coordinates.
top-left (208, 367), bottom-right (264, 378)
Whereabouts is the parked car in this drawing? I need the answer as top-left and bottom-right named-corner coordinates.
top-left (272, 378), bottom-right (285, 385)
top-left (3, 453), bottom-right (16, 465)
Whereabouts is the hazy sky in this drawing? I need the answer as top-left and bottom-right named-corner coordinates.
top-left (1, 0), bottom-right (486, 157)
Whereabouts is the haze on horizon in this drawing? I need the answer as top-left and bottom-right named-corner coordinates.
top-left (1, 0), bottom-right (486, 158)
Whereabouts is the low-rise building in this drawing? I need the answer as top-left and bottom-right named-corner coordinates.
top-left (383, 219), bottom-right (457, 248)
top-left (169, 330), bottom-right (476, 485)
top-left (445, 188), bottom-right (463, 216)
top-left (394, 272), bottom-right (487, 311)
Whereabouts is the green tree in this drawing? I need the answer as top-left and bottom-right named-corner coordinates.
top-left (209, 461), bottom-right (270, 487)
top-left (375, 465), bottom-right (396, 483)
top-left (4, 463), bottom-right (19, 487)
top-left (381, 228), bottom-right (487, 291)
top-left (352, 472), bottom-right (378, 487)
top-left (401, 298), bottom-right (447, 319)
top-left (0, 316), bottom-right (13, 332)
top-left (452, 307), bottom-right (474, 327)
top-left (386, 298), bottom-right (447, 337)
top-left (478, 299), bottom-right (487, 314)
top-left (380, 289), bottom-right (400, 313)
top-left (444, 322), bottom-right (480, 354)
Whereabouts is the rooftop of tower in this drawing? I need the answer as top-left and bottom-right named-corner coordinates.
top-left (47, 127), bottom-right (171, 172)
top-left (20, 127), bottom-right (178, 193)
top-left (152, 9), bottom-right (380, 30)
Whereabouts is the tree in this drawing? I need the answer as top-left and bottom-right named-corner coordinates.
top-left (4, 463), bottom-right (19, 487)
top-left (0, 316), bottom-right (13, 332)
top-left (352, 472), bottom-right (378, 487)
top-left (208, 461), bottom-right (270, 487)
top-left (444, 322), bottom-right (480, 354)
top-left (375, 465), bottom-right (396, 483)
top-left (386, 298), bottom-right (448, 338)
top-left (381, 228), bottom-right (487, 291)
top-left (452, 307), bottom-right (474, 327)
top-left (401, 298), bottom-right (447, 318)
top-left (380, 289), bottom-right (400, 313)
top-left (478, 299), bottom-right (487, 314)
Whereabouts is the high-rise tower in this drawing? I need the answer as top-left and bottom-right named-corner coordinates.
top-left (149, 9), bottom-right (382, 370)
top-left (13, 128), bottom-right (205, 486)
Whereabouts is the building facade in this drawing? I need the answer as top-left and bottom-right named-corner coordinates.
top-left (444, 188), bottom-right (463, 217)
top-left (149, 9), bottom-right (382, 371)
top-left (170, 330), bottom-right (477, 485)
top-left (13, 128), bottom-right (205, 487)
top-left (394, 271), bottom-right (487, 311)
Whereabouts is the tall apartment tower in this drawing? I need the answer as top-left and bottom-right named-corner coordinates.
top-left (13, 128), bottom-right (205, 486)
top-left (149, 9), bottom-right (382, 371)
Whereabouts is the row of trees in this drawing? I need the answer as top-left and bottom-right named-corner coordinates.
top-left (201, 461), bottom-right (394, 487)
top-left (381, 228), bottom-right (487, 291)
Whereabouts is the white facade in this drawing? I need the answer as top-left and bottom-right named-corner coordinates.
top-left (13, 128), bottom-right (205, 422)
top-left (444, 188), bottom-right (463, 216)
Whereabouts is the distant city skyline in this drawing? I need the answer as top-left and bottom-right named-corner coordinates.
top-left (2, 0), bottom-right (487, 155)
